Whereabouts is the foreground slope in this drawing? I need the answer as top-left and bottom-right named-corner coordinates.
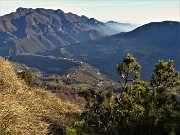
top-left (0, 57), bottom-right (80, 134)
top-left (57, 21), bottom-right (180, 80)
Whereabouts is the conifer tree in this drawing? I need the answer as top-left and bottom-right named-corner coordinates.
top-left (76, 54), bottom-right (180, 135)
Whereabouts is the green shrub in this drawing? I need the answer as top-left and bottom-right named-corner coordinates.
top-left (76, 54), bottom-right (180, 135)
top-left (17, 70), bottom-right (33, 86)
top-left (66, 127), bottom-right (77, 135)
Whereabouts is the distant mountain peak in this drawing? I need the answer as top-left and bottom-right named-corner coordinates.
top-left (127, 21), bottom-right (180, 37)
top-left (81, 15), bottom-right (89, 20)
top-left (16, 7), bottom-right (29, 11)
top-left (106, 21), bottom-right (131, 25)
top-left (105, 21), bottom-right (138, 32)
top-left (0, 8), bottom-right (120, 54)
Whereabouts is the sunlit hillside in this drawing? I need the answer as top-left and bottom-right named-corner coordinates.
top-left (0, 57), bottom-right (81, 135)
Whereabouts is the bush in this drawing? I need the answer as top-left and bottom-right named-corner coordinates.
top-left (76, 54), bottom-right (180, 135)
top-left (17, 70), bottom-right (33, 86)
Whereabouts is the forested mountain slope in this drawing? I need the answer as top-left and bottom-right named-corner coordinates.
top-left (56, 21), bottom-right (180, 80)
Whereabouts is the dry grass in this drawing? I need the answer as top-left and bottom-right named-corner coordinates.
top-left (0, 57), bottom-right (81, 135)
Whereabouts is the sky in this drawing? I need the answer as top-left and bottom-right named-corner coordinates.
top-left (0, 0), bottom-right (179, 25)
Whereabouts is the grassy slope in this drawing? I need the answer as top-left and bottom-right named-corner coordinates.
top-left (0, 57), bottom-right (81, 135)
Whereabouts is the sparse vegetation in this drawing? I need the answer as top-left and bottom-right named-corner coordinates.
top-left (0, 57), bottom-right (81, 135)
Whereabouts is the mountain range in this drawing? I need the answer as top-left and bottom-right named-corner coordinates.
top-left (0, 8), bottom-right (179, 81)
top-left (0, 8), bottom-right (128, 54)
top-left (45, 21), bottom-right (180, 80)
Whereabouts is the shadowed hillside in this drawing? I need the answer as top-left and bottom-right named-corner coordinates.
top-left (53, 21), bottom-right (180, 80)
top-left (9, 54), bottom-right (81, 75)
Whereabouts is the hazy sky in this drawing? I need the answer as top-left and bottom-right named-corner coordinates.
top-left (0, 0), bottom-right (179, 24)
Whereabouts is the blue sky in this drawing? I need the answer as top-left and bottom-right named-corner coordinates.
top-left (0, 0), bottom-right (179, 24)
